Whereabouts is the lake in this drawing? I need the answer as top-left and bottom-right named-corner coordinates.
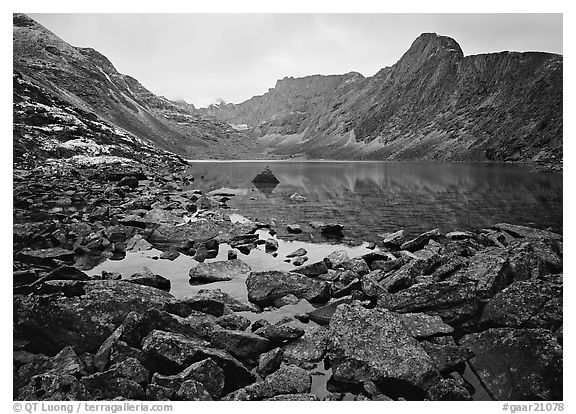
top-left (185, 160), bottom-right (563, 241)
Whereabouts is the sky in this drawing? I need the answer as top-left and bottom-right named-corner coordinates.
top-left (28, 13), bottom-right (563, 108)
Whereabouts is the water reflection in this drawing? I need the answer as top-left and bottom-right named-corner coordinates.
top-left (187, 161), bottom-right (562, 240)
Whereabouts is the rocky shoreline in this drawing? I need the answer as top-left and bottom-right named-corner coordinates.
top-left (13, 157), bottom-right (563, 401)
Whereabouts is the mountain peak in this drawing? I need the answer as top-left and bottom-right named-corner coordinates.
top-left (410, 33), bottom-right (463, 56)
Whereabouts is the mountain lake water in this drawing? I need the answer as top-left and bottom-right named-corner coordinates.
top-left (86, 160), bottom-right (562, 400)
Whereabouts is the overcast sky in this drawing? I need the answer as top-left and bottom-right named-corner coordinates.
top-left (28, 13), bottom-right (562, 108)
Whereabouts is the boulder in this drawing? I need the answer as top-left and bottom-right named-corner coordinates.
top-left (324, 250), bottom-right (350, 268)
top-left (321, 223), bottom-right (344, 238)
top-left (141, 330), bottom-right (254, 392)
top-left (16, 247), bottom-right (75, 267)
top-left (400, 228), bottom-right (441, 251)
top-left (492, 223), bottom-right (562, 241)
top-left (254, 324), bottom-right (305, 342)
top-left (117, 175), bottom-right (139, 188)
top-left (246, 271), bottom-right (330, 306)
top-left (14, 280), bottom-right (175, 355)
top-left (176, 380), bottom-right (213, 400)
top-left (293, 261), bottom-right (328, 277)
top-left (186, 289), bottom-right (258, 313)
top-left (265, 238), bottom-right (279, 251)
top-left (222, 365), bottom-right (311, 401)
top-left (480, 279), bottom-right (562, 330)
top-left (257, 348), bottom-right (283, 377)
top-left (152, 358), bottom-right (225, 398)
top-left (17, 374), bottom-right (90, 400)
top-left (378, 281), bottom-right (478, 325)
top-left (265, 393), bottom-right (319, 401)
top-left (396, 312), bottom-right (454, 339)
top-left (287, 224), bottom-right (303, 234)
top-left (252, 167), bottom-right (280, 184)
top-left (380, 230), bottom-right (406, 247)
top-left (128, 267), bottom-right (171, 292)
top-left (292, 257), bottom-right (308, 266)
top-left (216, 314), bottom-right (251, 331)
top-left (427, 378), bottom-right (472, 401)
top-left (210, 329), bottom-right (271, 360)
top-left (287, 247), bottom-right (307, 258)
top-left (305, 297), bottom-right (352, 325)
top-left (282, 327), bottom-right (328, 369)
top-left (189, 259), bottom-right (251, 283)
top-left (460, 328), bottom-right (562, 400)
top-left (327, 303), bottom-right (439, 390)
top-left (340, 258), bottom-right (370, 276)
top-left (125, 234), bottom-right (153, 251)
top-left (420, 340), bottom-right (472, 374)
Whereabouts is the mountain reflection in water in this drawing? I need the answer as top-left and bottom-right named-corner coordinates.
top-left (186, 161), bottom-right (562, 241)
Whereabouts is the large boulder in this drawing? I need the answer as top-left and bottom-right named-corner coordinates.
top-left (400, 228), bottom-right (441, 251)
top-left (128, 267), bottom-right (171, 292)
top-left (460, 328), bottom-right (563, 400)
top-left (246, 271), bottom-right (330, 306)
top-left (251, 167), bottom-right (280, 184)
top-left (282, 326), bottom-right (328, 369)
top-left (378, 281), bottom-right (478, 325)
top-left (210, 329), bottom-right (271, 360)
top-left (327, 303), bottom-right (440, 391)
top-left (14, 280), bottom-right (175, 355)
top-left (152, 358), bottom-right (225, 398)
top-left (141, 330), bottom-right (254, 393)
top-left (189, 259), bottom-right (251, 283)
top-left (184, 289), bottom-right (258, 313)
top-left (480, 279), bottom-right (562, 330)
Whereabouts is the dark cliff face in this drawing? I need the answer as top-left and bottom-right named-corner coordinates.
top-left (206, 33), bottom-right (562, 165)
top-left (13, 14), bottom-right (263, 161)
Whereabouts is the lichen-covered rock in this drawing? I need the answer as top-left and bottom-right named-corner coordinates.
top-left (460, 328), bottom-right (563, 400)
top-left (480, 279), bottom-right (562, 330)
top-left (396, 312), bottom-right (454, 339)
top-left (210, 329), bottom-right (271, 360)
top-left (378, 281), bottom-right (478, 325)
top-left (184, 288), bottom-right (258, 313)
top-left (141, 330), bottom-right (254, 393)
top-left (265, 393), bottom-right (320, 401)
top-left (152, 358), bottom-right (225, 398)
top-left (216, 314), bottom-right (251, 331)
top-left (427, 378), bottom-right (472, 400)
top-left (246, 271), bottom-right (330, 306)
top-left (327, 303), bottom-right (439, 390)
top-left (400, 228), bottom-right (441, 251)
top-left (282, 326), bottom-right (328, 369)
top-left (305, 297), bottom-right (352, 325)
top-left (189, 259), bottom-right (251, 283)
top-left (128, 267), bottom-right (171, 292)
top-left (17, 374), bottom-right (90, 400)
top-left (257, 347), bottom-right (283, 377)
top-left (222, 365), bottom-right (311, 401)
top-left (254, 324), bottom-right (305, 342)
top-left (293, 260), bottom-right (328, 277)
top-left (176, 379), bottom-right (213, 400)
top-left (420, 340), bottom-right (472, 374)
top-left (14, 280), bottom-right (176, 355)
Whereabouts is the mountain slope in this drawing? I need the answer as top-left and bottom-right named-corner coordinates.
top-left (13, 13), bottom-right (264, 161)
top-left (206, 33), bottom-right (562, 165)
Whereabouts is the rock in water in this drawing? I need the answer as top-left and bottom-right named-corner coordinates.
top-left (189, 259), bottom-right (251, 283)
top-left (251, 166), bottom-right (280, 184)
top-left (246, 271), bottom-right (330, 306)
top-left (327, 303), bottom-right (439, 392)
top-left (460, 328), bottom-right (563, 400)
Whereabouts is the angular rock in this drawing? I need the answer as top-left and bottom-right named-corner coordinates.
top-left (176, 379), bottom-right (213, 400)
top-left (287, 247), bottom-right (307, 258)
top-left (292, 256), bottom-right (308, 266)
top-left (324, 250), bottom-right (350, 268)
top-left (223, 365), bottom-right (311, 401)
top-left (327, 303), bottom-right (439, 389)
top-left (340, 258), bottom-right (370, 276)
top-left (492, 223), bottom-right (562, 241)
top-left (460, 328), bottom-right (562, 400)
top-left (14, 280), bottom-right (176, 355)
top-left (80, 371), bottom-right (144, 400)
top-left (141, 330), bottom-right (254, 392)
top-left (427, 379), bottom-right (472, 400)
top-left (128, 267), bottom-right (171, 292)
top-left (189, 259), bottom-right (251, 283)
top-left (17, 374), bottom-right (90, 401)
top-left (306, 297), bottom-right (352, 325)
top-left (480, 279), bottom-right (562, 330)
top-left (420, 340), bottom-right (472, 374)
top-left (397, 312), bottom-right (454, 339)
top-left (287, 224), bottom-right (303, 234)
top-left (273, 294), bottom-right (300, 307)
top-left (125, 234), bottom-right (153, 251)
top-left (246, 271), bottom-right (330, 306)
top-left (293, 260), bottom-right (328, 277)
top-left (254, 324), bottom-right (305, 342)
top-left (257, 348), bottom-right (283, 377)
top-left (252, 167), bottom-right (280, 184)
top-left (378, 281), bottom-right (478, 325)
top-left (282, 327), bottom-right (328, 369)
top-left (152, 358), bottom-right (225, 398)
top-left (146, 384), bottom-right (174, 400)
top-left (265, 393), bottom-right (319, 401)
top-left (380, 230), bottom-right (406, 247)
top-left (462, 247), bottom-right (510, 299)
top-left (186, 288), bottom-right (258, 313)
top-left (400, 228), bottom-right (441, 251)
top-left (16, 247), bottom-right (75, 267)
top-left (216, 314), bottom-right (251, 331)
top-left (210, 329), bottom-right (271, 360)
